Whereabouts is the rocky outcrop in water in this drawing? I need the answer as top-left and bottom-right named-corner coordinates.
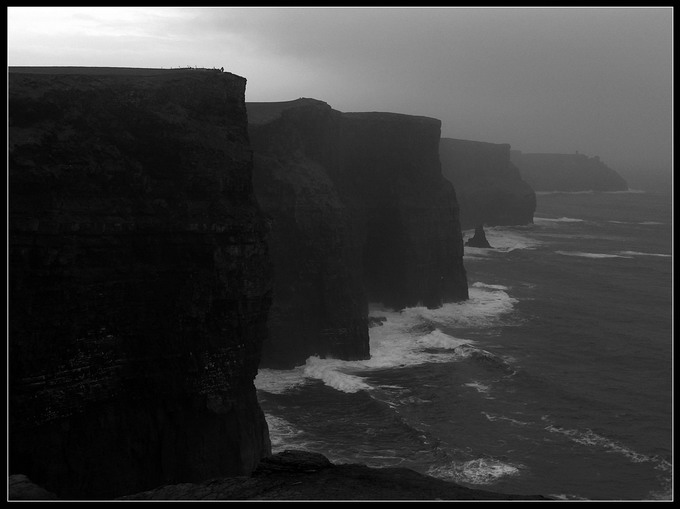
top-left (9, 67), bottom-right (272, 499)
top-left (439, 138), bottom-right (536, 230)
top-left (510, 151), bottom-right (629, 192)
top-left (248, 99), bottom-right (468, 369)
top-left (465, 225), bottom-right (492, 248)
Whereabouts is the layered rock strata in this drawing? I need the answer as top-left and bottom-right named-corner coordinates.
top-left (510, 151), bottom-right (629, 192)
top-left (439, 138), bottom-right (536, 230)
top-left (248, 99), bottom-right (468, 368)
top-left (9, 67), bottom-right (272, 499)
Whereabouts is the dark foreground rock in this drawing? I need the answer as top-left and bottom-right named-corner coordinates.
top-left (9, 67), bottom-right (272, 499)
top-left (118, 450), bottom-right (552, 501)
top-left (8, 474), bottom-right (58, 500)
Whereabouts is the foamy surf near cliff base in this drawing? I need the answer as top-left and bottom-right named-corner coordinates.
top-left (255, 282), bottom-right (518, 395)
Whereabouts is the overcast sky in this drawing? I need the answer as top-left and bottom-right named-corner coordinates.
top-left (7, 6), bottom-right (673, 185)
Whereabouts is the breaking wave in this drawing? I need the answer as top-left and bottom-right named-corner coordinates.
top-left (464, 381), bottom-right (492, 396)
top-left (534, 216), bottom-right (584, 223)
top-left (542, 416), bottom-right (672, 474)
top-left (256, 283), bottom-right (518, 395)
top-left (482, 411), bottom-right (531, 426)
top-left (618, 250), bottom-right (671, 258)
top-left (535, 190), bottom-right (594, 195)
top-left (555, 250), bottom-right (633, 259)
top-left (427, 457), bottom-right (523, 485)
top-left (264, 414), bottom-right (309, 453)
top-left (609, 220), bottom-right (664, 225)
top-left (604, 189), bottom-right (646, 194)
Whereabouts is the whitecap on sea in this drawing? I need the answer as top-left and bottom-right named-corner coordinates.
top-left (534, 216), bottom-right (584, 223)
top-left (256, 282), bottom-right (517, 396)
top-left (555, 250), bottom-right (633, 259)
top-left (427, 458), bottom-right (523, 485)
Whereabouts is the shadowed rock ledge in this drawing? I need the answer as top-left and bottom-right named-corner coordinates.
top-left (10, 451), bottom-right (551, 501)
top-left (118, 450), bottom-right (552, 501)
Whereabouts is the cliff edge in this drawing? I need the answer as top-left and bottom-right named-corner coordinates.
top-left (439, 138), bottom-right (536, 230)
top-left (248, 99), bottom-right (468, 369)
top-left (510, 151), bottom-right (629, 192)
top-left (9, 67), bottom-right (272, 499)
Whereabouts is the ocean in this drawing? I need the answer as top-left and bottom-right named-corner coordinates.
top-left (254, 189), bottom-right (673, 501)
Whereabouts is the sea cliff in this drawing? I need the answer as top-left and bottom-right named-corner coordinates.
top-left (249, 99), bottom-right (468, 369)
top-left (9, 67), bottom-right (272, 499)
top-left (439, 138), bottom-right (536, 229)
top-left (510, 150), bottom-right (629, 192)
top-left (9, 68), bottom-right (543, 502)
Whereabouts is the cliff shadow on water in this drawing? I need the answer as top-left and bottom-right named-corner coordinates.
top-left (248, 99), bottom-right (469, 370)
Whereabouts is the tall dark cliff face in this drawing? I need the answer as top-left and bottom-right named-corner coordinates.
top-left (439, 138), bottom-right (536, 230)
top-left (510, 151), bottom-right (629, 192)
top-left (9, 68), bottom-right (273, 499)
top-left (248, 99), bottom-right (468, 369)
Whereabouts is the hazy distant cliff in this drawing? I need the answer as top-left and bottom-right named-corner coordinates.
top-left (9, 67), bottom-right (272, 498)
top-left (248, 99), bottom-right (468, 369)
top-left (510, 151), bottom-right (628, 192)
top-left (439, 138), bottom-right (536, 230)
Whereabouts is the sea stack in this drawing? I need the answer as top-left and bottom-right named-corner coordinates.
top-left (465, 225), bottom-right (493, 248)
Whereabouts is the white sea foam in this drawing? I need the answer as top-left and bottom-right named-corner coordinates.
top-left (400, 284), bottom-right (518, 329)
top-left (264, 414), bottom-right (307, 452)
top-left (464, 381), bottom-right (492, 396)
top-left (618, 250), bottom-right (671, 258)
top-left (608, 220), bottom-right (664, 225)
top-left (302, 356), bottom-right (374, 393)
top-left (472, 282), bottom-right (509, 291)
top-left (427, 458), bottom-right (523, 485)
top-left (482, 411), bottom-right (531, 426)
top-left (555, 250), bottom-right (633, 259)
top-left (604, 189), bottom-right (646, 194)
top-left (255, 367), bottom-right (311, 394)
top-left (544, 424), bottom-right (659, 465)
top-left (549, 494), bottom-right (590, 501)
top-left (534, 216), bottom-right (584, 223)
top-left (536, 190), bottom-right (594, 195)
top-left (257, 284), bottom-right (516, 395)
